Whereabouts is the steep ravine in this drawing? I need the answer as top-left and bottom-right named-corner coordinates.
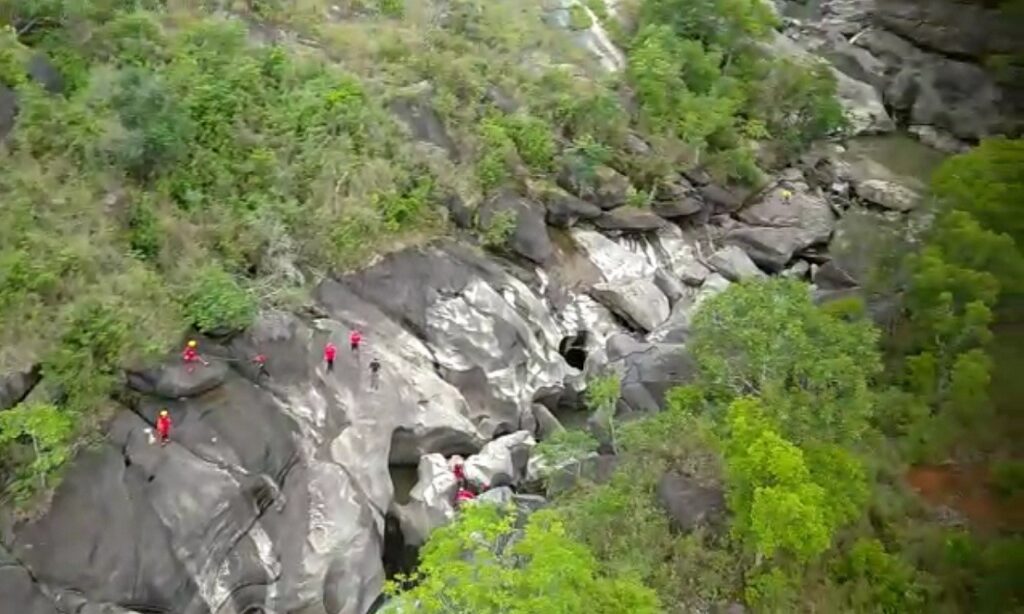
top-left (0, 2), bottom-right (992, 613)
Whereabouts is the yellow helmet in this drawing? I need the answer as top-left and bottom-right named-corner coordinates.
top-left (187, 340), bottom-right (197, 348)
top-left (159, 409), bottom-right (169, 417)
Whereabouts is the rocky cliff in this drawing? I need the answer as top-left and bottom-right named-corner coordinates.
top-left (0, 2), bottom-right (987, 612)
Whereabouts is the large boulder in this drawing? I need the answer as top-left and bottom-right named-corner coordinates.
top-left (27, 54), bottom-right (64, 94)
top-left (737, 182), bottom-right (836, 246)
top-left (708, 245), bottom-right (766, 282)
top-left (853, 179), bottom-right (921, 211)
top-left (558, 162), bottom-right (633, 210)
top-left (539, 185), bottom-right (603, 227)
top-left (531, 403), bottom-right (565, 440)
top-left (874, 0), bottom-right (1021, 60)
top-left (479, 193), bottom-right (554, 264)
top-left (463, 431), bottom-right (537, 489)
top-left (594, 206), bottom-right (668, 232)
top-left (125, 359), bottom-right (229, 399)
top-left (591, 278), bottom-right (670, 332)
top-left (393, 453), bottom-right (458, 546)
top-left (653, 174), bottom-right (704, 218)
top-left (725, 226), bottom-right (809, 272)
top-left (606, 335), bottom-right (699, 412)
top-left (656, 472), bottom-right (726, 533)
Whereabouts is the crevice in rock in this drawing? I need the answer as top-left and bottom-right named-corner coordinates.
top-left (558, 331), bottom-right (591, 370)
top-left (381, 512), bottom-right (419, 581)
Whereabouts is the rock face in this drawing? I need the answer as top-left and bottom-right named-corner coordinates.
top-left (0, 364), bottom-right (40, 411)
top-left (394, 454), bottom-right (458, 546)
top-left (854, 178), bottom-right (920, 211)
top-left (126, 359), bottom-right (230, 399)
top-left (479, 193), bottom-right (554, 264)
top-left (463, 431), bottom-right (536, 489)
top-left (708, 245), bottom-right (766, 282)
top-left (591, 278), bottom-right (670, 332)
top-left (388, 81), bottom-right (459, 161)
top-left (606, 334), bottom-right (699, 413)
top-left (540, 186), bottom-right (603, 228)
top-left (656, 472), bottom-right (726, 533)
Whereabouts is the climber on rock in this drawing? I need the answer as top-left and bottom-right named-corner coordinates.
top-left (447, 455), bottom-right (466, 484)
top-left (182, 339), bottom-right (208, 373)
top-left (455, 486), bottom-right (476, 507)
top-left (369, 356), bottom-right (381, 391)
top-left (156, 409), bottom-right (172, 447)
top-left (349, 329), bottom-right (363, 355)
top-left (252, 353), bottom-right (269, 380)
top-left (323, 341), bottom-right (337, 372)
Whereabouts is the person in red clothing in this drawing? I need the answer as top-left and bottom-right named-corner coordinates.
top-left (323, 342), bottom-right (337, 372)
top-left (156, 409), bottom-right (172, 447)
top-left (251, 354), bottom-right (269, 380)
top-left (182, 340), bottom-right (208, 373)
top-left (455, 487), bottom-right (476, 507)
top-left (349, 329), bottom-right (362, 353)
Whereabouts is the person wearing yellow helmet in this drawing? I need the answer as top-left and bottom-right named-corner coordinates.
top-left (156, 410), bottom-right (172, 446)
top-left (181, 339), bottom-right (208, 373)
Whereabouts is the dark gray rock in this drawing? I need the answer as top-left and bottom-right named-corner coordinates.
top-left (606, 336), bottom-right (699, 412)
top-left (725, 226), bottom-right (808, 272)
top-left (0, 364), bottom-right (41, 411)
top-left (125, 359), bottom-right (229, 399)
top-left (699, 184), bottom-right (745, 213)
top-left (593, 206), bottom-right (668, 232)
top-left (389, 81), bottom-right (459, 161)
top-left (656, 472), bottom-right (726, 533)
top-left (479, 193), bottom-right (554, 264)
top-left (540, 186), bottom-right (603, 228)
top-left (0, 545), bottom-right (58, 614)
top-left (653, 268), bottom-right (687, 305)
top-left (443, 193), bottom-right (474, 229)
top-left (653, 174), bottom-right (703, 218)
top-left (708, 245), bottom-right (767, 282)
top-left (531, 403), bottom-right (565, 440)
top-left (0, 84), bottom-right (16, 140)
top-left (28, 54), bottom-right (64, 94)
top-left (874, 0), bottom-right (1021, 60)
top-left (543, 454), bottom-right (619, 497)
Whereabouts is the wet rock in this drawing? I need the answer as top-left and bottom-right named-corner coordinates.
top-left (464, 431), bottom-right (536, 489)
top-left (389, 81), bottom-right (460, 160)
top-left (854, 179), bottom-right (921, 211)
top-left (591, 278), bottom-right (670, 332)
top-left (708, 245), bottom-right (766, 282)
top-left (540, 185), bottom-right (603, 227)
top-left (479, 192), bottom-right (554, 264)
top-left (656, 472), bottom-right (726, 533)
top-left (125, 360), bottom-right (229, 399)
top-left (594, 206), bottom-right (668, 232)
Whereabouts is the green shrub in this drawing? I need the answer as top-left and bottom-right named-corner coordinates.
top-left (992, 459), bottom-right (1024, 497)
top-left (0, 403), bottom-right (75, 503)
top-left (481, 209), bottom-right (517, 249)
top-left (568, 4), bottom-right (594, 30)
top-left (502, 114), bottom-right (556, 172)
top-left (184, 265), bottom-right (256, 333)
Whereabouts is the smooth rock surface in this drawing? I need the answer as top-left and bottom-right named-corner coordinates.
top-left (708, 245), bottom-right (767, 282)
top-left (479, 193), bottom-right (554, 264)
top-left (854, 179), bottom-right (920, 211)
top-left (463, 431), bottom-right (537, 490)
top-left (591, 278), bottom-right (670, 332)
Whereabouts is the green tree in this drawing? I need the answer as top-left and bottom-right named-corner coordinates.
top-left (389, 505), bottom-right (660, 613)
top-left (0, 403), bottom-right (74, 498)
top-left (931, 137), bottom-right (1024, 248)
top-left (691, 279), bottom-right (881, 445)
top-left (184, 265), bottom-right (256, 334)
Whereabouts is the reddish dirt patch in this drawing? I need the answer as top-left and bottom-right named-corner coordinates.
top-left (906, 464), bottom-right (1024, 531)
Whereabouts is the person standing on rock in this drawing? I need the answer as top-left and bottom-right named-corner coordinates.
top-left (369, 357), bottom-right (381, 391)
top-left (323, 342), bottom-right (337, 372)
top-left (156, 409), bottom-right (172, 447)
top-left (251, 353), bottom-right (269, 380)
top-left (349, 329), bottom-right (363, 357)
top-left (182, 339), bottom-right (208, 373)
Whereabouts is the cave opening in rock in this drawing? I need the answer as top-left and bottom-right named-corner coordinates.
top-left (558, 330), bottom-right (591, 370)
top-left (389, 464), bottom-right (419, 506)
